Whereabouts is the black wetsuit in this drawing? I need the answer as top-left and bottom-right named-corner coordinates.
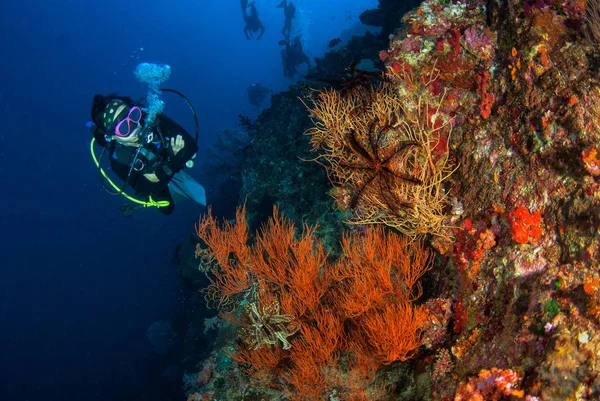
top-left (92, 114), bottom-right (197, 215)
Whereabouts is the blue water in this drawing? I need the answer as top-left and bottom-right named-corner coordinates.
top-left (0, 0), bottom-right (378, 399)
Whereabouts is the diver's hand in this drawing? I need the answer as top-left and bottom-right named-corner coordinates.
top-left (144, 173), bottom-right (159, 183)
top-left (172, 135), bottom-right (185, 155)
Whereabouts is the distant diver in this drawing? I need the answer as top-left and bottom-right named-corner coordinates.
top-left (247, 83), bottom-right (273, 107)
top-left (241, 0), bottom-right (265, 40)
top-left (328, 37), bottom-right (342, 48)
top-left (277, 0), bottom-right (296, 39)
top-left (88, 92), bottom-right (207, 215)
top-left (279, 35), bottom-right (311, 78)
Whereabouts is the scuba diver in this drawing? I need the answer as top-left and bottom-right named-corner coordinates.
top-left (276, 0), bottom-right (296, 40)
top-left (279, 35), bottom-right (311, 78)
top-left (89, 92), bottom-right (206, 215)
top-left (241, 0), bottom-right (265, 40)
top-left (247, 83), bottom-right (272, 107)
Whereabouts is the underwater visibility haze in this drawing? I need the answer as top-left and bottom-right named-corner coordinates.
top-left (3, 0), bottom-right (600, 400)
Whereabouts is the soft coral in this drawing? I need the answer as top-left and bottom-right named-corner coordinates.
top-left (509, 207), bottom-right (544, 244)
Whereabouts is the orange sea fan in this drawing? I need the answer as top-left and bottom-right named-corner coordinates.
top-left (252, 207), bottom-right (330, 317)
top-left (227, 345), bottom-right (284, 384)
top-left (330, 226), bottom-right (433, 318)
top-left (358, 302), bottom-right (430, 364)
top-left (284, 348), bottom-right (329, 401)
top-left (196, 205), bottom-right (434, 399)
top-left (294, 307), bottom-right (343, 367)
top-left (195, 204), bottom-right (252, 297)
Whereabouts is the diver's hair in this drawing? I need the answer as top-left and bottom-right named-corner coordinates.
top-left (90, 93), bottom-right (136, 131)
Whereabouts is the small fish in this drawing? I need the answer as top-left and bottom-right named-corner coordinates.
top-left (328, 37), bottom-right (341, 48)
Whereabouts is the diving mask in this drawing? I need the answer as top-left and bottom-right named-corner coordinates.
top-left (114, 106), bottom-right (143, 138)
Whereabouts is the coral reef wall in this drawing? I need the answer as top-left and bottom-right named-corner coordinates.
top-left (184, 0), bottom-right (600, 399)
top-left (375, 0), bottom-right (600, 399)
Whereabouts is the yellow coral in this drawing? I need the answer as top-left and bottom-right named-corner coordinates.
top-left (303, 69), bottom-right (455, 238)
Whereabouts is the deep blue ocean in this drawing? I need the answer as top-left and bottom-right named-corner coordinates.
top-left (0, 0), bottom-right (378, 400)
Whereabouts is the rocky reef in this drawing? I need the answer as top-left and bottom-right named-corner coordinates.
top-left (182, 0), bottom-right (600, 399)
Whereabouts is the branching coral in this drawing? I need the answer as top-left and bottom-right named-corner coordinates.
top-left (227, 345), bottom-right (284, 384)
top-left (330, 225), bottom-right (432, 365)
top-left (304, 68), bottom-right (455, 238)
top-left (358, 302), bottom-right (430, 364)
top-left (584, 0), bottom-right (600, 45)
top-left (331, 225), bottom-right (433, 317)
top-left (195, 204), bottom-right (252, 297)
top-left (195, 205), bottom-right (432, 399)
